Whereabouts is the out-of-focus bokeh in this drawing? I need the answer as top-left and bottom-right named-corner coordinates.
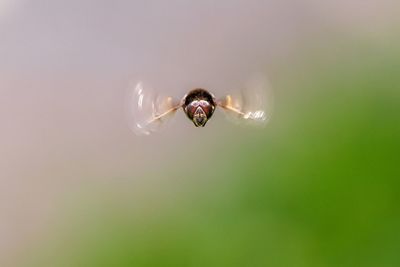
top-left (1, 1), bottom-right (399, 266)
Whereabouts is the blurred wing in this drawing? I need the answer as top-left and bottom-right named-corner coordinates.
top-left (217, 74), bottom-right (273, 126)
top-left (125, 81), bottom-right (181, 136)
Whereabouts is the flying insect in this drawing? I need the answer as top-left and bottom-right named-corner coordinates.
top-left (126, 76), bottom-right (273, 135)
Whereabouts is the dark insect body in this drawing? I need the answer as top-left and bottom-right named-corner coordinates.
top-left (128, 79), bottom-right (270, 136)
top-left (182, 89), bottom-right (216, 127)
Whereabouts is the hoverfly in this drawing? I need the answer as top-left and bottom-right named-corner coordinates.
top-left (126, 75), bottom-right (273, 135)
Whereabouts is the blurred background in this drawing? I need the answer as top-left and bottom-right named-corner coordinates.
top-left (1, 1), bottom-right (399, 266)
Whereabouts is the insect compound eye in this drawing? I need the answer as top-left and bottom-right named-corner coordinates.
top-left (192, 100), bottom-right (200, 107)
top-left (199, 100), bottom-right (215, 119)
top-left (199, 100), bottom-right (209, 106)
top-left (184, 102), bottom-right (199, 119)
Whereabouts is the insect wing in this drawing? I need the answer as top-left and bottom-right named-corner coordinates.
top-left (218, 75), bottom-right (273, 126)
top-left (125, 81), bottom-right (180, 135)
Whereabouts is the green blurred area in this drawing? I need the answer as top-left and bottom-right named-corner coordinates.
top-left (23, 37), bottom-right (400, 267)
